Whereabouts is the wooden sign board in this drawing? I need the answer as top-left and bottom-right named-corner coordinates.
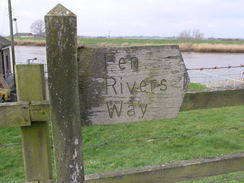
top-left (78, 45), bottom-right (188, 125)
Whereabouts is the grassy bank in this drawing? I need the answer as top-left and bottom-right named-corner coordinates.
top-left (1, 84), bottom-right (244, 182)
top-left (1, 105), bottom-right (244, 182)
top-left (12, 37), bottom-right (244, 53)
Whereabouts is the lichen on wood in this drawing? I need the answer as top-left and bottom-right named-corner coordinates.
top-left (45, 4), bottom-right (84, 183)
top-left (78, 45), bottom-right (189, 125)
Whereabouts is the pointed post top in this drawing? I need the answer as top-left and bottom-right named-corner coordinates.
top-left (45, 3), bottom-right (82, 182)
top-left (46, 4), bottom-right (76, 16)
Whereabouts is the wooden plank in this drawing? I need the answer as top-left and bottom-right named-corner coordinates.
top-left (180, 88), bottom-right (244, 111)
top-left (0, 101), bottom-right (30, 128)
top-left (15, 64), bottom-right (52, 183)
top-left (78, 45), bottom-right (189, 125)
top-left (30, 101), bottom-right (50, 122)
top-left (1, 88), bottom-right (243, 129)
top-left (85, 152), bottom-right (244, 183)
top-left (45, 4), bottom-right (84, 183)
top-left (0, 101), bottom-right (50, 128)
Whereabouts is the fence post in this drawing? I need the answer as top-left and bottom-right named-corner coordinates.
top-left (45, 4), bottom-right (84, 183)
top-left (15, 64), bottom-right (52, 183)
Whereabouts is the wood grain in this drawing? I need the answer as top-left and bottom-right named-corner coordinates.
top-left (86, 152), bottom-right (244, 183)
top-left (15, 64), bottom-right (52, 183)
top-left (78, 45), bottom-right (189, 125)
top-left (181, 88), bottom-right (244, 111)
top-left (45, 4), bottom-right (84, 183)
top-left (0, 101), bottom-right (30, 128)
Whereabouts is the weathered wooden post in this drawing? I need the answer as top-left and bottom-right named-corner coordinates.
top-left (15, 64), bottom-right (52, 183)
top-left (45, 4), bottom-right (84, 183)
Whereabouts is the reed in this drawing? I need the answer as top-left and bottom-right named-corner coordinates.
top-left (13, 38), bottom-right (244, 53)
top-left (14, 39), bottom-right (46, 46)
top-left (180, 43), bottom-right (244, 53)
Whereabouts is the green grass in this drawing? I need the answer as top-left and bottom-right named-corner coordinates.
top-left (1, 104), bottom-right (244, 182)
top-left (0, 83), bottom-right (242, 183)
top-left (0, 128), bottom-right (24, 183)
top-left (77, 38), bottom-right (244, 45)
top-left (188, 82), bottom-right (208, 90)
top-left (10, 36), bottom-right (244, 45)
top-left (83, 105), bottom-right (244, 174)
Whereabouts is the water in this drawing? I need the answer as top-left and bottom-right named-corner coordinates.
top-left (16, 46), bottom-right (46, 64)
top-left (183, 52), bottom-right (244, 88)
top-left (15, 46), bottom-right (244, 88)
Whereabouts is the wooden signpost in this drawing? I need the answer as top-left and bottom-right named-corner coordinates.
top-left (78, 46), bottom-right (189, 125)
top-left (0, 3), bottom-right (243, 183)
top-left (45, 4), bottom-right (188, 183)
top-left (45, 4), bottom-right (84, 183)
top-left (0, 3), bottom-right (241, 183)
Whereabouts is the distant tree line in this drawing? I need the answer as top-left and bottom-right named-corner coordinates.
top-left (29, 19), bottom-right (205, 40)
top-left (178, 29), bottom-right (204, 40)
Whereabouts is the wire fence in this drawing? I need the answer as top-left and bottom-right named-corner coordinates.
top-left (186, 64), bottom-right (244, 89)
top-left (22, 59), bottom-right (244, 90)
top-left (1, 123), bottom-right (244, 148)
top-left (0, 142), bottom-right (21, 147)
top-left (188, 67), bottom-right (244, 89)
top-left (7, 59), bottom-right (244, 182)
top-left (187, 65), bottom-right (244, 71)
top-left (85, 123), bottom-right (244, 147)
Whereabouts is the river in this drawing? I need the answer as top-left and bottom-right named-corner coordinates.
top-left (15, 46), bottom-right (244, 88)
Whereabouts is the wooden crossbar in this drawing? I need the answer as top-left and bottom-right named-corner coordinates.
top-left (1, 88), bottom-right (244, 128)
top-left (0, 88), bottom-right (243, 182)
top-left (0, 102), bottom-right (30, 128)
top-left (85, 152), bottom-right (244, 183)
top-left (0, 101), bottom-right (50, 128)
top-left (181, 88), bottom-right (244, 111)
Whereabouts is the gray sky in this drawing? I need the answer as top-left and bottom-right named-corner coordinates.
top-left (1, 0), bottom-right (244, 38)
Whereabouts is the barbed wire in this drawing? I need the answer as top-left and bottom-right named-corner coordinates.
top-left (187, 64), bottom-right (244, 71)
top-left (1, 123), bottom-right (244, 148)
top-left (1, 124), bottom-right (244, 148)
top-left (23, 60), bottom-right (244, 72)
top-left (1, 124), bottom-right (244, 183)
top-left (189, 73), bottom-right (244, 77)
top-left (0, 142), bottom-right (21, 147)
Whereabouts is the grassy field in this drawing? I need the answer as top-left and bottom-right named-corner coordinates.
top-left (0, 83), bottom-right (244, 182)
top-left (78, 38), bottom-right (244, 45)
top-left (187, 82), bottom-right (208, 90)
top-left (12, 37), bottom-right (244, 45)
top-left (11, 37), bottom-right (244, 53)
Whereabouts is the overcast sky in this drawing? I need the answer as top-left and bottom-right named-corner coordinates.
top-left (1, 0), bottom-right (244, 38)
